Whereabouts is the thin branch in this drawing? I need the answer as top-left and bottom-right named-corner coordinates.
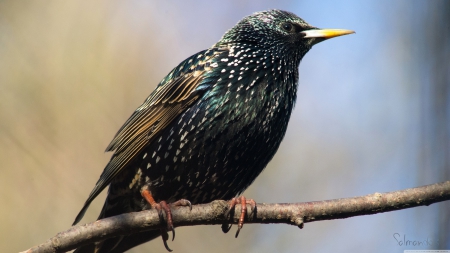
top-left (22, 181), bottom-right (450, 253)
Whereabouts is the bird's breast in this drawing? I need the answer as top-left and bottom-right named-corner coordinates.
top-left (136, 74), bottom-right (296, 204)
top-left (134, 47), bottom-right (299, 205)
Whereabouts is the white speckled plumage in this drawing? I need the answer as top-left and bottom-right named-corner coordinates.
top-left (73, 9), bottom-right (354, 253)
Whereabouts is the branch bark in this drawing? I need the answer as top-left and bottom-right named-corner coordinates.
top-left (22, 181), bottom-right (450, 253)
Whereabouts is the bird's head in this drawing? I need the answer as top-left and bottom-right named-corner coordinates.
top-left (217, 9), bottom-right (354, 61)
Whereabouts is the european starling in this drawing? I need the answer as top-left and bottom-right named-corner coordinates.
top-left (73, 9), bottom-right (353, 252)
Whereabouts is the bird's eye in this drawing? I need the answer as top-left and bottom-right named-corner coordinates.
top-left (281, 22), bottom-right (294, 32)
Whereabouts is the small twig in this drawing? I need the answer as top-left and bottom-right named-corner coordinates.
top-left (22, 181), bottom-right (450, 253)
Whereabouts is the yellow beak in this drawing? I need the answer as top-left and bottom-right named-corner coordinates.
top-left (301, 29), bottom-right (355, 39)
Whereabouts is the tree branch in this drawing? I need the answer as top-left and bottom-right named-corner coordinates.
top-left (22, 181), bottom-right (450, 253)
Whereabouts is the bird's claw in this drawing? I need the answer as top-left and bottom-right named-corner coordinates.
top-left (235, 227), bottom-right (241, 238)
top-left (161, 229), bottom-right (173, 252)
top-left (173, 199), bottom-right (192, 211)
top-left (141, 189), bottom-right (192, 251)
top-left (222, 196), bottom-right (256, 238)
top-left (221, 223), bottom-right (232, 233)
top-left (159, 199), bottom-right (192, 245)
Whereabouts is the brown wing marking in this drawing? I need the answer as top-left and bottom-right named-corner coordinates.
top-left (73, 73), bottom-right (205, 225)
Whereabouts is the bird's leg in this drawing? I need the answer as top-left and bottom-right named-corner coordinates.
top-left (161, 199), bottom-right (192, 241)
top-left (222, 196), bottom-right (256, 238)
top-left (141, 187), bottom-right (191, 252)
top-left (141, 189), bottom-right (172, 251)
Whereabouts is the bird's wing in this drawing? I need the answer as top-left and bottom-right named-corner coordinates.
top-left (73, 48), bottom-right (224, 225)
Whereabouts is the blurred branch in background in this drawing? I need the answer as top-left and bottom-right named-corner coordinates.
top-left (23, 181), bottom-right (450, 253)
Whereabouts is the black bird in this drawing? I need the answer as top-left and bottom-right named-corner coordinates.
top-left (73, 9), bottom-right (353, 253)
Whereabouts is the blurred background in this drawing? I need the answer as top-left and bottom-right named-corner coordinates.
top-left (1, 1), bottom-right (449, 252)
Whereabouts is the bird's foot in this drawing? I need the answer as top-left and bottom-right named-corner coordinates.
top-left (141, 187), bottom-right (192, 251)
top-left (221, 196), bottom-right (256, 238)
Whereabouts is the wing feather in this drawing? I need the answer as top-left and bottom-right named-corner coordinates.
top-left (73, 48), bottom-right (222, 225)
